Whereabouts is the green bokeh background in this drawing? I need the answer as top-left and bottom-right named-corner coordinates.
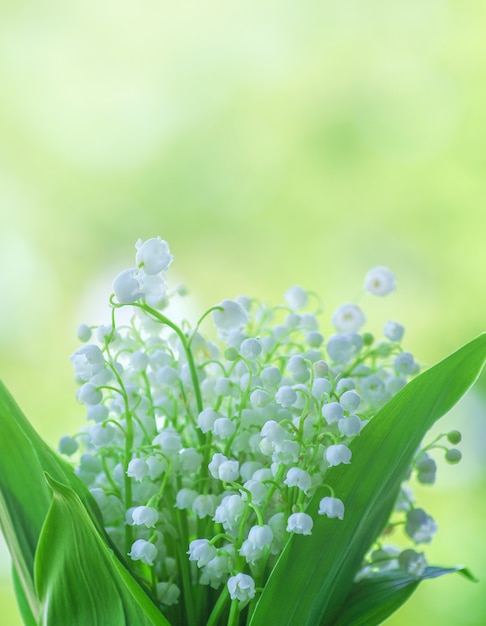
top-left (1, 1), bottom-right (485, 624)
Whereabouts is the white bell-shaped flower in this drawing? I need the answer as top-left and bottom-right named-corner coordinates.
top-left (208, 452), bottom-right (228, 479)
top-left (112, 268), bottom-right (143, 304)
top-left (322, 402), bottom-right (344, 424)
top-left (213, 494), bottom-right (246, 528)
top-left (312, 377), bottom-right (331, 399)
top-left (284, 467), bottom-right (312, 493)
top-left (70, 344), bottom-right (105, 381)
top-left (201, 553), bottom-right (233, 589)
top-left (339, 390), bottom-right (361, 412)
top-left (394, 352), bottom-right (417, 375)
top-left (58, 436), bottom-right (79, 456)
top-left (218, 460), bottom-right (239, 482)
top-left (338, 415), bottom-right (367, 437)
top-left (187, 539), bottom-right (217, 568)
top-left (405, 508), bottom-right (438, 544)
top-left (227, 573), bottom-right (256, 602)
top-left (126, 458), bottom-right (149, 481)
top-left (275, 385), bottom-right (298, 407)
top-left (131, 505), bottom-right (159, 528)
top-left (128, 539), bottom-right (157, 565)
top-left (331, 303), bottom-right (366, 332)
top-left (192, 494), bottom-right (218, 519)
top-left (212, 299), bottom-right (248, 332)
top-left (140, 272), bottom-right (167, 308)
top-left (77, 382), bottom-right (102, 406)
top-left (364, 266), bottom-right (396, 296)
top-left (152, 430), bottom-right (182, 456)
top-left (327, 333), bottom-right (363, 363)
top-left (212, 417), bottom-right (236, 439)
top-left (179, 448), bottom-right (203, 472)
top-left (286, 512), bottom-right (313, 535)
top-left (156, 581), bottom-right (180, 606)
top-left (398, 549), bottom-right (427, 577)
top-left (174, 488), bottom-right (199, 510)
top-left (318, 496), bottom-right (345, 520)
top-left (384, 320), bottom-right (404, 342)
top-left (135, 237), bottom-right (173, 274)
top-left (240, 525), bottom-right (274, 564)
top-left (197, 408), bottom-right (220, 433)
top-left (284, 285), bottom-right (308, 310)
top-left (241, 479), bottom-right (267, 505)
top-left (325, 444), bottom-right (352, 466)
top-left (76, 323), bottom-right (92, 342)
top-left (240, 337), bottom-right (262, 359)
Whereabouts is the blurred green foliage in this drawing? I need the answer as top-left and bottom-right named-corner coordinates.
top-left (0, 1), bottom-right (485, 624)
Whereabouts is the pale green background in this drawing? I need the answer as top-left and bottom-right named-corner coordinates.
top-left (1, 1), bottom-right (485, 624)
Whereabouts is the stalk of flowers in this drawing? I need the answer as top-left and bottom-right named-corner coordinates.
top-left (60, 237), bottom-right (464, 625)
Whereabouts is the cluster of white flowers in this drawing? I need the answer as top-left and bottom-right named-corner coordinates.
top-left (61, 239), bottom-right (461, 617)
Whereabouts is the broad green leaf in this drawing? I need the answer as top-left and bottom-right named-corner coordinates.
top-left (0, 380), bottom-right (110, 620)
top-left (12, 565), bottom-right (37, 626)
top-left (0, 384), bottom-right (51, 621)
top-left (331, 566), bottom-right (475, 626)
top-left (250, 333), bottom-right (486, 626)
top-left (35, 474), bottom-right (171, 626)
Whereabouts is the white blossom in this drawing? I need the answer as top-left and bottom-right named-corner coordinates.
top-left (192, 494), bottom-right (218, 519)
top-left (128, 539), bottom-right (157, 565)
top-left (331, 304), bottom-right (366, 332)
top-left (364, 266), bottom-right (396, 296)
top-left (406, 508), bottom-right (438, 544)
top-left (339, 390), bottom-right (361, 413)
top-left (126, 458), bottom-right (149, 481)
top-left (239, 525), bottom-right (274, 564)
top-left (322, 402), bottom-right (344, 424)
top-left (70, 344), bottom-right (105, 381)
top-left (212, 299), bottom-right (249, 332)
top-left (338, 415), bottom-right (367, 437)
top-left (131, 506), bottom-right (159, 527)
top-left (325, 444), bottom-right (352, 466)
top-left (213, 417), bottom-right (236, 439)
top-left (77, 382), bottom-right (102, 406)
top-left (398, 549), bottom-right (427, 577)
top-left (175, 488), bottom-right (199, 510)
top-left (318, 496), bottom-right (345, 520)
top-left (275, 385), bottom-right (298, 407)
top-left (187, 539), bottom-right (217, 568)
top-left (240, 337), bottom-right (262, 359)
top-left (76, 324), bottom-right (92, 342)
top-left (135, 237), bottom-right (173, 274)
top-left (113, 268), bottom-right (143, 304)
top-left (284, 467), bottom-right (312, 493)
top-left (286, 512), bottom-right (313, 535)
top-left (384, 320), bottom-right (404, 342)
top-left (58, 436), bottom-right (79, 456)
top-left (284, 286), bottom-right (308, 310)
top-left (394, 352), bottom-right (417, 375)
top-left (227, 573), bottom-right (256, 602)
top-left (156, 581), bottom-right (180, 606)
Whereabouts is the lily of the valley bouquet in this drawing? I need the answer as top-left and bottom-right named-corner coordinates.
top-left (1, 237), bottom-right (485, 626)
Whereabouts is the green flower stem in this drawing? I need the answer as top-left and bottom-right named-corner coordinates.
top-left (188, 305), bottom-right (223, 346)
top-left (173, 506), bottom-right (197, 626)
top-left (227, 598), bottom-right (240, 626)
top-left (105, 345), bottom-right (135, 553)
top-left (206, 586), bottom-right (230, 626)
top-left (136, 303), bottom-right (204, 415)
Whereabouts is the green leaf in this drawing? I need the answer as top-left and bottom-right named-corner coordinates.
top-left (34, 474), bottom-right (171, 626)
top-left (331, 566), bottom-right (472, 626)
top-left (0, 380), bottom-right (116, 621)
top-left (250, 333), bottom-right (486, 626)
top-left (12, 564), bottom-right (37, 626)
